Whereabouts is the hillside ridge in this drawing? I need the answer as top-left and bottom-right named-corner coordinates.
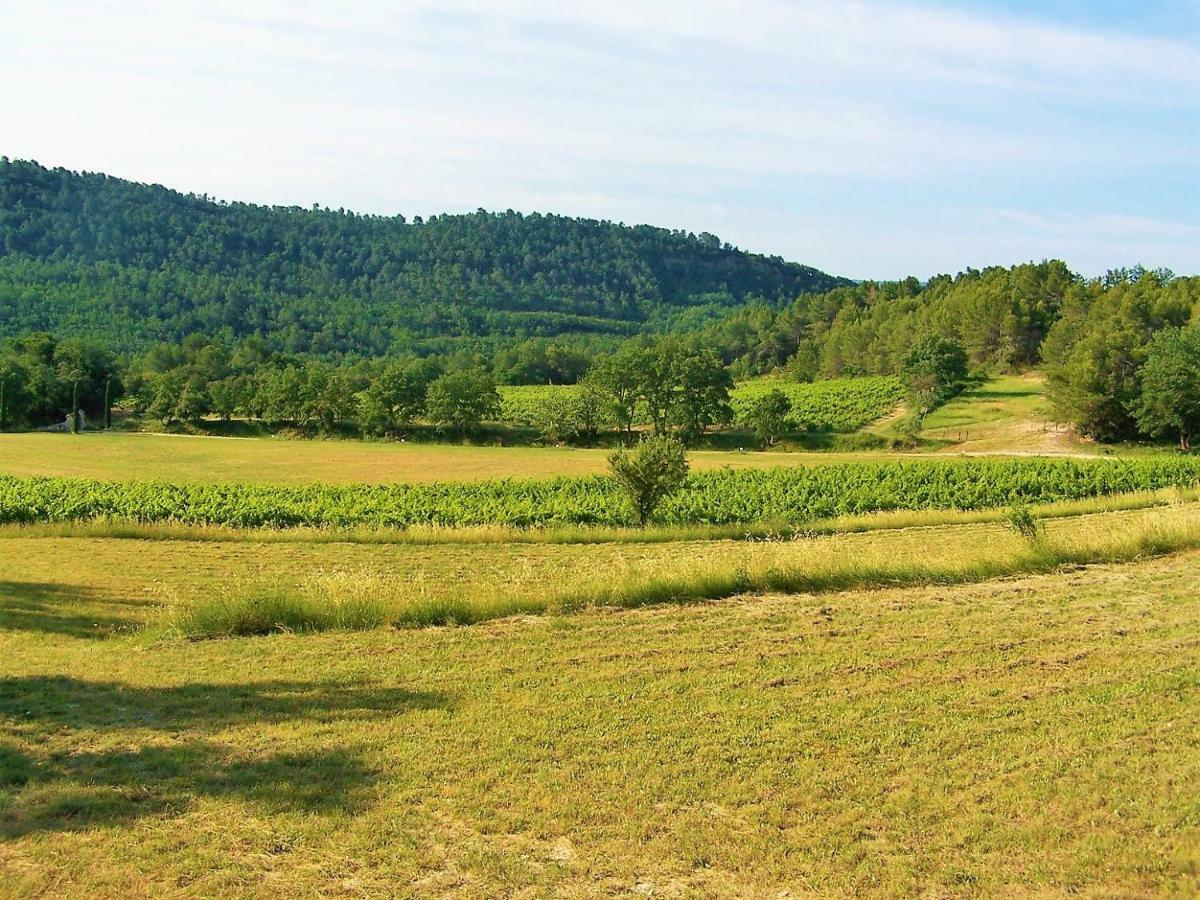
top-left (0, 158), bottom-right (848, 355)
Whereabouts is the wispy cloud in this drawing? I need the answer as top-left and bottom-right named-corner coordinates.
top-left (3, 0), bottom-right (1198, 278)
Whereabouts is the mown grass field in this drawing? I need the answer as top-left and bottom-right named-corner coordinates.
top-left (0, 431), bottom-right (914, 484)
top-left (923, 374), bottom-right (1051, 433)
top-left (4, 380), bottom-right (1199, 895)
top-left (2, 502), bottom-right (1199, 895)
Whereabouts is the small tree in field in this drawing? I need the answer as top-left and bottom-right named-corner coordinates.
top-left (741, 388), bottom-right (792, 447)
top-left (608, 434), bottom-right (689, 527)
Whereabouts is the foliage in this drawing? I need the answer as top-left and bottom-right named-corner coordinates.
top-left (669, 345), bottom-right (734, 441)
top-left (1004, 504), bottom-right (1043, 542)
top-left (1043, 268), bottom-right (1200, 441)
top-left (739, 388), bottom-right (792, 446)
top-left (680, 260), bottom-right (1076, 378)
top-left (503, 375), bottom-right (901, 440)
top-left (358, 358), bottom-right (440, 435)
top-left (587, 344), bottom-right (649, 434)
top-left (729, 376), bottom-right (903, 432)
top-left (1132, 323), bottom-right (1200, 451)
top-left (0, 332), bottom-right (122, 429)
top-left (0, 159), bottom-right (844, 355)
top-left (607, 434), bottom-right (690, 526)
top-left (900, 336), bottom-right (969, 411)
top-left (423, 370), bottom-right (500, 435)
top-left (530, 382), bottom-right (610, 444)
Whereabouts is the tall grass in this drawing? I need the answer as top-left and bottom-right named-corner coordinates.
top-left (552, 511), bottom-right (1200, 619)
top-left (161, 505), bottom-right (1200, 639)
top-left (165, 577), bottom-right (391, 639)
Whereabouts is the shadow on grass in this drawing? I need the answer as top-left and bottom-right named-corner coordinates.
top-left (955, 389), bottom-right (1038, 400)
top-left (0, 581), bottom-right (142, 639)
top-left (0, 676), bottom-right (450, 835)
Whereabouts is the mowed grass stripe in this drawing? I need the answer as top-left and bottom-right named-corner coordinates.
top-left (5, 501), bottom-right (1200, 641)
top-left (2, 548), bottom-right (1199, 894)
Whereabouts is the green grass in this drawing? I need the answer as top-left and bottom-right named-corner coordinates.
top-left (166, 582), bottom-right (392, 638)
top-left (922, 373), bottom-right (1051, 432)
top-left (2, 513), bottom-right (1199, 894)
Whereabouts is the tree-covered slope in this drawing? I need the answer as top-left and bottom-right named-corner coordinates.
top-left (0, 159), bottom-right (847, 355)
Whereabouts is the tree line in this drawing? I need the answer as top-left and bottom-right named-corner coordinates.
top-left (3, 161), bottom-right (1199, 448)
top-left (0, 331), bottom-right (752, 445)
top-left (5, 261), bottom-right (1198, 449)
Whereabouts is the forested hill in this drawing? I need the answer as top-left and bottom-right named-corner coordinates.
top-left (0, 159), bottom-right (847, 355)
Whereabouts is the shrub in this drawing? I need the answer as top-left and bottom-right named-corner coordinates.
top-left (1004, 504), bottom-right (1043, 542)
top-left (607, 434), bottom-right (689, 526)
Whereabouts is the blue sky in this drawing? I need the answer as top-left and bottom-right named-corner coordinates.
top-left (3, 0), bottom-right (1198, 279)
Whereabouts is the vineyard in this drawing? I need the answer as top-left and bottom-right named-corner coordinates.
top-left (728, 376), bottom-right (903, 431)
top-left (4, 457), bottom-right (1199, 530)
top-left (499, 376), bottom-right (904, 432)
top-left (497, 384), bottom-right (580, 425)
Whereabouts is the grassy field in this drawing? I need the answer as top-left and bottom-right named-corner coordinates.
top-left (923, 374), bottom-right (1051, 433)
top-left (0, 431), bottom-right (916, 484)
top-left (4, 375), bottom-right (1198, 895)
top-left (0, 374), bottom-right (1145, 486)
top-left (2, 502), bottom-right (1199, 895)
top-left (920, 373), bottom-right (1083, 455)
top-left (0, 499), bottom-right (1195, 633)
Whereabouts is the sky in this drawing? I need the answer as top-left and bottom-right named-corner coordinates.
top-left (3, 0), bottom-right (1198, 280)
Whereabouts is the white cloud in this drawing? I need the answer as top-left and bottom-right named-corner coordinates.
top-left (2, 0), bottom-right (1197, 276)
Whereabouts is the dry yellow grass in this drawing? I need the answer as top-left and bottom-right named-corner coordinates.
top-left (2, 536), bottom-right (1198, 895)
top-left (0, 431), bottom-right (912, 485)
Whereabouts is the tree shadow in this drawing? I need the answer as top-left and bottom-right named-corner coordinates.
top-left (958, 389), bottom-right (1035, 400)
top-left (0, 580), bottom-right (143, 639)
top-left (0, 676), bottom-right (450, 835)
top-left (0, 739), bottom-right (387, 837)
top-left (0, 675), bottom-right (447, 732)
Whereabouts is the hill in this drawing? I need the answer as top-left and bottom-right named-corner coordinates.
top-left (0, 159), bottom-right (847, 356)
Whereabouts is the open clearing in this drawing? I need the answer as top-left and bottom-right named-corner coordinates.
top-left (2, 502), bottom-right (1200, 895)
top-left (923, 374), bottom-right (1080, 455)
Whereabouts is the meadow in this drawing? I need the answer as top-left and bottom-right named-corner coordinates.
top-left (0, 431), bottom-right (909, 485)
top-left (2, 501), bottom-right (1200, 895)
top-left (4, 379), bottom-right (1200, 896)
